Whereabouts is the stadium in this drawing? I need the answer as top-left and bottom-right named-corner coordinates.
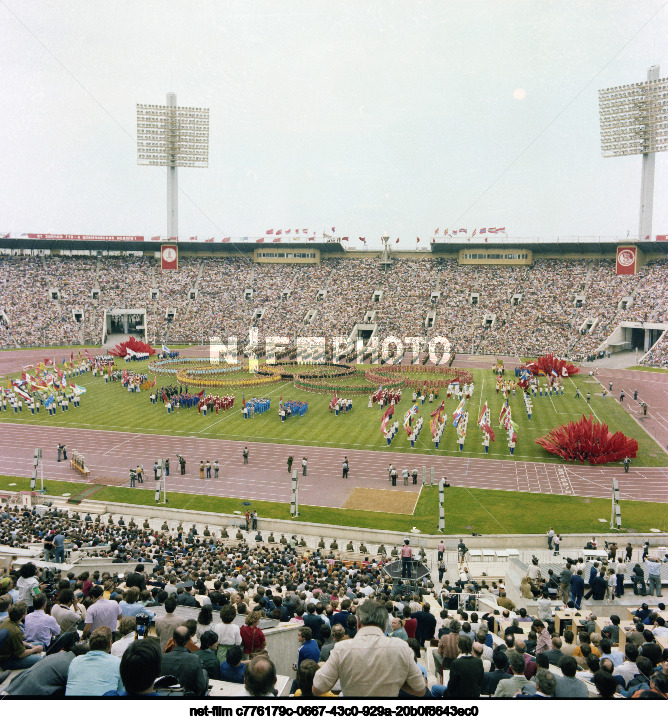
top-left (1, 0), bottom-right (667, 706)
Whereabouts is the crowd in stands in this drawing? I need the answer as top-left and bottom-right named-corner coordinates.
top-left (0, 253), bottom-right (666, 365)
top-left (1, 502), bottom-right (667, 699)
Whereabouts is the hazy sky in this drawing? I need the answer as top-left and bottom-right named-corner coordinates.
top-left (1, 0), bottom-right (667, 248)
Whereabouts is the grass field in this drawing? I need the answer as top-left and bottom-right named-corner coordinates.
top-left (2, 360), bottom-right (665, 536)
top-left (1, 473), bottom-right (664, 535)
top-left (2, 361), bottom-right (665, 466)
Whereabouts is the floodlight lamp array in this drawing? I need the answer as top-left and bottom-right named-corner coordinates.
top-left (599, 77), bottom-right (668, 157)
top-left (136, 103), bottom-right (210, 167)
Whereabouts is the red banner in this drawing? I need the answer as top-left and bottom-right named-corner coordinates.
top-left (616, 245), bottom-right (637, 275)
top-left (656, 235), bottom-right (668, 242)
top-left (26, 234), bottom-right (144, 241)
top-left (161, 244), bottom-right (178, 271)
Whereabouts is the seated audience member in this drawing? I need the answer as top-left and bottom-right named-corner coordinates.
top-left (493, 651), bottom-right (527, 697)
top-left (111, 617), bottom-right (137, 658)
top-left (23, 593), bottom-right (61, 649)
top-left (65, 626), bottom-right (124, 696)
top-left (196, 630), bottom-right (221, 681)
top-left (6, 633), bottom-right (83, 696)
top-left (636, 673), bottom-right (668, 699)
top-left (220, 644), bottom-right (246, 684)
top-left (555, 655), bottom-right (588, 698)
top-left (0, 601), bottom-right (45, 669)
top-left (160, 626), bottom-right (209, 697)
top-left (592, 670), bottom-right (618, 699)
top-left (105, 638), bottom-right (163, 697)
top-left (293, 659), bottom-right (337, 698)
top-left (243, 655), bottom-right (277, 697)
top-left (50, 587), bottom-right (85, 634)
top-left (481, 651), bottom-right (511, 696)
top-left (518, 669), bottom-right (556, 698)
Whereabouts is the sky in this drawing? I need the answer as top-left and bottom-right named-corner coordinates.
top-left (1, 0), bottom-right (668, 248)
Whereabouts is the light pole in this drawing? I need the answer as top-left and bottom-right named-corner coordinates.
top-left (137, 94), bottom-right (210, 239)
top-left (599, 66), bottom-right (668, 241)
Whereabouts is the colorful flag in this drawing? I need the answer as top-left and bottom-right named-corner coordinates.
top-left (479, 228), bottom-right (486, 234)
top-left (434, 228), bottom-right (439, 235)
top-left (162, 344), bottom-right (170, 353)
top-left (222, 237), bottom-right (231, 243)
top-left (266, 229), bottom-right (274, 234)
top-left (331, 227), bottom-right (336, 232)
top-left (272, 237), bottom-right (281, 242)
top-left (359, 237), bottom-right (365, 242)
top-left (256, 238), bottom-right (265, 243)
top-left (276, 229), bottom-right (282, 235)
top-left (151, 235), bottom-right (160, 240)
top-left (205, 237), bottom-right (214, 242)
top-left (189, 236), bottom-right (198, 241)
top-left (459, 228), bottom-right (467, 234)
top-left (472, 229), bottom-right (477, 237)
top-left (285, 229), bottom-right (291, 234)
top-left (302, 229), bottom-right (308, 234)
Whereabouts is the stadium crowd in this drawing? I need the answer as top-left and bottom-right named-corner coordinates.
top-left (0, 253), bottom-right (666, 365)
top-left (1, 503), bottom-right (667, 699)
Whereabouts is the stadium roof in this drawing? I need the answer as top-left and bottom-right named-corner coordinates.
top-left (2, 236), bottom-right (667, 255)
top-left (430, 238), bottom-right (668, 254)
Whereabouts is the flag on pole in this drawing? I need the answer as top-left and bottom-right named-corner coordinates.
top-left (434, 228), bottom-right (439, 235)
top-left (162, 344), bottom-right (170, 354)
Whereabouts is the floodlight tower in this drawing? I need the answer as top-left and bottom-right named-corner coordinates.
top-left (599, 66), bottom-right (668, 241)
top-left (137, 93), bottom-right (209, 239)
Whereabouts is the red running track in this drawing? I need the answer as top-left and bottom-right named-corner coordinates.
top-left (0, 421), bottom-right (665, 507)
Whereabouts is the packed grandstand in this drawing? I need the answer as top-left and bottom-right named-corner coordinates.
top-left (0, 239), bottom-right (666, 366)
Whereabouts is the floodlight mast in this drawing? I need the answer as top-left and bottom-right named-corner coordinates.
top-left (137, 93), bottom-right (209, 240)
top-left (599, 65), bottom-right (668, 242)
top-left (167, 93), bottom-right (178, 240)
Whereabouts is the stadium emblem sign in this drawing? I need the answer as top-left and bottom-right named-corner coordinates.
top-left (615, 245), bottom-right (636, 276)
top-left (161, 244), bottom-right (178, 270)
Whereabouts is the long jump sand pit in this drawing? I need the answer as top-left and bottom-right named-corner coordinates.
top-left (342, 487), bottom-right (419, 515)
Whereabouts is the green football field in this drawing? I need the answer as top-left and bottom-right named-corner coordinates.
top-left (1, 360), bottom-right (665, 467)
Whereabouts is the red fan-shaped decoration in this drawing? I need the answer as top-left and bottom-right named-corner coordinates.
top-left (536, 414), bottom-right (638, 465)
top-left (524, 353), bottom-right (579, 379)
top-left (108, 336), bottom-right (157, 358)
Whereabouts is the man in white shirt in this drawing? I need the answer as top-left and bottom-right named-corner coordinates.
top-left (313, 600), bottom-right (425, 697)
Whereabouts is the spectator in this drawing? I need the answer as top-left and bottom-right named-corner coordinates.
top-left (0, 601), bottom-right (44, 669)
top-left (111, 617), bottom-right (137, 658)
top-left (240, 611), bottom-right (266, 658)
top-left (5, 632), bottom-right (82, 696)
top-left (23, 593), bottom-right (60, 649)
top-left (195, 629), bottom-right (221, 681)
top-left (160, 625), bottom-right (208, 696)
top-left (493, 651), bottom-right (527, 697)
top-left (82, 586), bottom-right (122, 639)
top-left (155, 595), bottom-right (183, 652)
top-left (555, 655), bottom-right (588, 698)
top-left (65, 626), bottom-right (124, 696)
top-left (312, 599), bottom-right (426, 697)
top-left (220, 644), bottom-right (246, 684)
top-left (242, 655), bottom-right (277, 698)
